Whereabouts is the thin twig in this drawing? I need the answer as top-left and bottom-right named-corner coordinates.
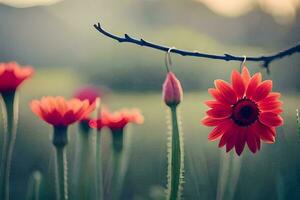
top-left (93, 22), bottom-right (300, 70)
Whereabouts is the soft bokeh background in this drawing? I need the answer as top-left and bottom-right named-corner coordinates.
top-left (0, 0), bottom-right (300, 199)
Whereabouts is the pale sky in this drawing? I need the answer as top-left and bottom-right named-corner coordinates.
top-left (0, 0), bottom-right (299, 24)
top-left (196, 0), bottom-right (300, 24)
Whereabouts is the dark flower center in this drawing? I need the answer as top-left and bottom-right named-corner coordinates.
top-left (232, 98), bottom-right (259, 127)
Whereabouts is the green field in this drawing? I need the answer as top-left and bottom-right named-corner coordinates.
top-left (5, 69), bottom-right (300, 199)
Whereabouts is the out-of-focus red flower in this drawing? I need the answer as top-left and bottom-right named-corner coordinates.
top-left (162, 72), bottom-right (183, 107)
top-left (201, 66), bottom-right (283, 155)
top-left (74, 86), bottom-right (102, 123)
top-left (0, 62), bottom-right (34, 93)
top-left (89, 108), bottom-right (144, 131)
top-left (73, 86), bottom-right (102, 105)
top-left (30, 96), bottom-right (95, 127)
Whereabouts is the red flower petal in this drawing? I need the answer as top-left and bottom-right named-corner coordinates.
top-left (30, 101), bottom-right (43, 119)
top-left (201, 117), bottom-right (224, 126)
top-left (208, 88), bottom-right (231, 105)
top-left (252, 80), bottom-right (272, 102)
top-left (246, 127), bottom-right (258, 153)
top-left (259, 100), bottom-right (282, 112)
top-left (30, 97), bottom-right (96, 127)
top-left (235, 128), bottom-right (246, 155)
top-left (226, 130), bottom-right (237, 152)
top-left (254, 122), bottom-right (275, 143)
top-left (0, 62), bottom-right (33, 92)
top-left (219, 130), bottom-right (232, 148)
top-left (208, 119), bottom-right (232, 141)
top-left (231, 70), bottom-right (245, 98)
top-left (204, 100), bottom-right (224, 108)
top-left (63, 110), bottom-right (77, 125)
top-left (74, 86), bottom-right (102, 104)
top-left (256, 135), bottom-right (261, 151)
top-left (261, 92), bottom-right (280, 103)
top-left (214, 80), bottom-right (237, 104)
top-left (241, 66), bottom-right (251, 86)
top-left (259, 112), bottom-right (283, 127)
top-left (206, 104), bottom-right (232, 119)
top-left (246, 73), bottom-right (262, 98)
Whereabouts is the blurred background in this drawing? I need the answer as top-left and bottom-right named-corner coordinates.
top-left (0, 0), bottom-right (300, 199)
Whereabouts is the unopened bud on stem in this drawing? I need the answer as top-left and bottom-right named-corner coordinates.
top-left (162, 72), bottom-right (183, 107)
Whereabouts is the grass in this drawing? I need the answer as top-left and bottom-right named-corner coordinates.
top-left (2, 69), bottom-right (300, 199)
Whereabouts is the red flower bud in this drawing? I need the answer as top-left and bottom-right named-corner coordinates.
top-left (162, 72), bottom-right (183, 107)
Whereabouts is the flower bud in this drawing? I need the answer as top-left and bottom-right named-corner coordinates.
top-left (162, 72), bottom-right (183, 107)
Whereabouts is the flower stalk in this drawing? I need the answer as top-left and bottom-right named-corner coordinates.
top-left (162, 70), bottom-right (184, 200)
top-left (111, 128), bottom-right (124, 200)
top-left (26, 171), bottom-right (42, 200)
top-left (73, 120), bottom-right (94, 200)
top-left (89, 107), bottom-right (143, 200)
top-left (53, 126), bottom-right (68, 200)
top-left (217, 151), bottom-right (242, 200)
top-left (0, 90), bottom-right (18, 200)
top-left (95, 130), bottom-right (103, 200)
top-left (167, 105), bottom-right (184, 200)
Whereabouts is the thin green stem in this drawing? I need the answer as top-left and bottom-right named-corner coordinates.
top-left (217, 151), bottom-right (242, 200)
top-left (26, 171), bottom-right (42, 200)
top-left (73, 121), bottom-right (93, 200)
top-left (112, 149), bottom-right (122, 200)
top-left (0, 97), bottom-right (8, 200)
top-left (95, 130), bottom-right (103, 200)
top-left (111, 129), bottom-right (124, 200)
top-left (167, 106), bottom-right (183, 200)
top-left (55, 147), bottom-right (67, 200)
top-left (296, 109), bottom-right (300, 138)
top-left (0, 91), bottom-right (18, 200)
top-left (53, 126), bottom-right (68, 200)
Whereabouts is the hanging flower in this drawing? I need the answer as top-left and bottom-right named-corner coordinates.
top-left (0, 62), bottom-right (34, 93)
top-left (162, 72), bottom-right (183, 107)
top-left (30, 96), bottom-right (95, 127)
top-left (89, 108), bottom-right (144, 131)
top-left (201, 66), bottom-right (283, 155)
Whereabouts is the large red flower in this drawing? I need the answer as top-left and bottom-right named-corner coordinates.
top-left (201, 67), bottom-right (283, 155)
top-left (30, 96), bottom-right (95, 127)
top-left (89, 108), bottom-right (144, 131)
top-left (0, 62), bottom-right (34, 93)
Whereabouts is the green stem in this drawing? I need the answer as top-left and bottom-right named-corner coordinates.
top-left (111, 129), bottom-right (124, 200)
top-left (73, 121), bottom-right (93, 200)
top-left (26, 171), bottom-right (42, 200)
top-left (53, 126), bottom-right (68, 200)
top-left (96, 130), bottom-right (103, 200)
top-left (217, 151), bottom-right (242, 200)
top-left (167, 105), bottom-right (182, 200)
top-left (0, 90), bottom-right (18, 200)
top-left (112, 149), bottom-right (122, 200)
top-left (296, 109), bottom-right (300, 138)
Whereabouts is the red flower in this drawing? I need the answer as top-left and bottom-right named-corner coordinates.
top-left (162, 72), bottom-right (183, 107)
top-left (89, 108), bottom-right (144, 131)
top-left (30, 96), bottom-right (95, 127)
top-left (201, 67), bottom-right (283, 155)
top-left (0, 62), bottom-right (34, 92)
top-left (74, 86), bottom-right (102, 122)
top-left (73, 86), bottom-right (102, 105)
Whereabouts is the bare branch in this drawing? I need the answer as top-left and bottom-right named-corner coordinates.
top-left (93, 22), bottom-right (300, 70)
